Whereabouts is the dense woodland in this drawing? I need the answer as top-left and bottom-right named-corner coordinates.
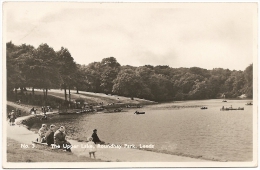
top-left (6, 42), bottom-right (253, 103)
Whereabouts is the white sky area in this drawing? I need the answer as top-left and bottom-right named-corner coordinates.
top-left (4, 2), bottom-right (257, 71)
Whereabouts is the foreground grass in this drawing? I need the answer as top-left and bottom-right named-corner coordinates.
top-left (7, 138), bottom-right (103, 162)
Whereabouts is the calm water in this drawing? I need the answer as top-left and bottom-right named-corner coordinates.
top-left (33, 99), bottom-right (253, 161)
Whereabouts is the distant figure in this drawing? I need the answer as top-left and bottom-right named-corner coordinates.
top-left (9, 110), bottom-right (16, 126)
top-left (91, 129), bottom-right (101, 144)
top-left (38, 124), bottom-right (48, 143)
top-left (43, 107), bottom-right (46, 114)
top-left (17, 109), bottom-right (21, 117)
top-left (17, 100), bottom-right (21, 105)
top-left (86, 137), bottom-right (97, 159)
top-left (41, 115), bottom-right (48, 121)
top-left (45, 124), bottom-right (56, 146)
top-left (54, 126), bottom-right (71, 152)
top-left (30, 107), bottom-right (35, 114)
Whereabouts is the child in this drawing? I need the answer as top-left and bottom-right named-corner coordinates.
top-left (86, 137), bottom-right (97, 159)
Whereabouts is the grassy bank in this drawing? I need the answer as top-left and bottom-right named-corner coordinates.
top-left (7, 138), bottom-right (103, 162)
top-left (11, 89), bottom-right (156, 107)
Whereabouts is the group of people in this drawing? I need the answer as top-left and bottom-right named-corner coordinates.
top-left (38, 124), bottom-right (72, 152)
top-left (41, 106), bottom-right (52, 113)
top-left (30, 107), bottom-right (37, 114)
top-left (37, 125), bottom-right (103, 158)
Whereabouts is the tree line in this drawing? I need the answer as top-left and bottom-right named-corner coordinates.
top-left (6, 42), bottom-right (253, 103)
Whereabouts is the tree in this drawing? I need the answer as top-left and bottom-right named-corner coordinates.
top-left (84, 62), bottom-right (102, 93)
top-left (243, 64), bottom-right (253, 98)
top-left (112, 69), bottom-right (143, 100)
top-left (74, 64), bottom-right (89, 93)
top-left (56, 47), bottom-right (77, 102)
top-left (100, 57), bottom-right (121, 94)
top-left (6, 42), bottom-right (34, 100)
top-left (149, 74), bottom-right (173, 101)
top-left (36, 44), bottom-right (60, 104)
top-left (15, 47), bottom-right (39, 102)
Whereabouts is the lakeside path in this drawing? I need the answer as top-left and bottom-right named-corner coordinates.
top-left (6, 102), bottom-right (210, 162)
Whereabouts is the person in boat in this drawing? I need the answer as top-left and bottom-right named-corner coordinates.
top-left (222, 106), bottom-right (224, 109)
top-left (91, 129), bottom-right (102, 144)
top-left (54, 126), bottom-right (71, 152)
top-left (45, 124), bottom-right (56, 146)
top-left (38, 124), bottom-right (48, 143)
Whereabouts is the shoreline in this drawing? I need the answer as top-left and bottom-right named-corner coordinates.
top-left (6, 101), bottom-right (213, 162)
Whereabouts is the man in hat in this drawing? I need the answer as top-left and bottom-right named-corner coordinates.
top-left (54, 126), bottom-right (71, 152)
top-left (91, 129), bottom-right (102, 144)
top-left (38, 124), bottom-right (48, 143)
top-left (45, 124), bottom-right (56, 146)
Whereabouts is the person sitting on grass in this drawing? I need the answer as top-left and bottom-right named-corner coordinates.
top-left (38, 124), bottom-right (48, 143)
top-left (91, 129), bottom-right (104, 144)
top-left (86, 137), bottom-right (96, 159)
top-left (54, 126), bottom-right (72, 152)
top-left (45, 124), bottom-right (56, 146)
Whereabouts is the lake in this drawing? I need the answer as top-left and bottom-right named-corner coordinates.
top-left (31, 99), bottom-right (253, 161)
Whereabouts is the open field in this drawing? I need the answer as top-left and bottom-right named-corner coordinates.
top-left (23, 89), bottom-right (156, 105)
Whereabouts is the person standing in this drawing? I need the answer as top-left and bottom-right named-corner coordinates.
top-left (9, 110), bottom-right (16, 126)
top-left (86, 137), bottom-right (96, 159)
top-left (43, 106), bottom-right (47, 116)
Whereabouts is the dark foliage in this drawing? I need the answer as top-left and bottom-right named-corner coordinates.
top-left (6, 42), bottom-right (253, 102)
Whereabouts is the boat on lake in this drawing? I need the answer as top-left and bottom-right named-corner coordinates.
top-left (201, 106), bottom-right (208, 109)
top-left (245, 102), bottom-right (253, 105)
top-left (134, 111), bottom-right (145, 114)
top-left (220, 106), bottom-right (244, 111)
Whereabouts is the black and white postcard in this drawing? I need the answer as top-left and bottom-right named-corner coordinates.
top-left (2, 1), bottom-right (258, 168)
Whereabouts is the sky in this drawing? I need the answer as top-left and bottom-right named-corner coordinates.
top-left (4, 2), bottom-right (257, 71)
